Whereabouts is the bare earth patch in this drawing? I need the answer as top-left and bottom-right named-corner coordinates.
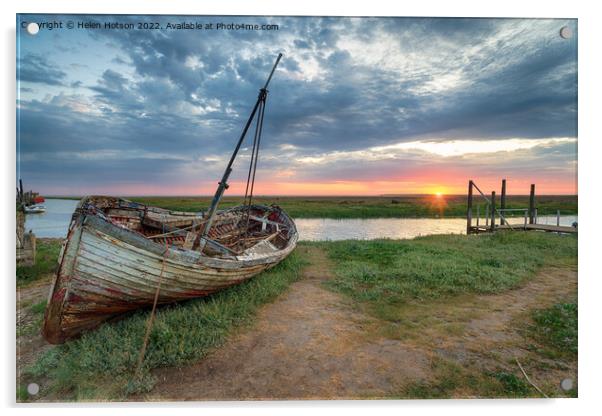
top-left (140, 247), bottom-right (577, 401)
top-left (143, 246), bottom-right (430, 400)
top-left (391, 267), bottom-right (577, 397)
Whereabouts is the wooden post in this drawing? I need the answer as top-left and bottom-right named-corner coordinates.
top-left (529, 184), bottom-right (535, 224)
top-left (466, 180), bottom-right (473, 234)
top-left (476, 205), bottom-right (480, 227)
top-left (557, 209), bottom-right (560, 227)
top-left (490, 191), bottom-right (496, 232)
top-left (486, 205), bottom-right (489, 227)
top-left (500, 179), bottom-right (507, 225)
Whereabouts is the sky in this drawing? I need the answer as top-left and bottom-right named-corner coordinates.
top-left (16, 15), bottom-right (577, 196)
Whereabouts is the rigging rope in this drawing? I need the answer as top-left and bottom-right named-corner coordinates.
top-left (240, 89), bottom-right (267, 241)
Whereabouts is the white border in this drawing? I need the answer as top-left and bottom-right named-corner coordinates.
top-left (3, 1), bottom-right (601, 415)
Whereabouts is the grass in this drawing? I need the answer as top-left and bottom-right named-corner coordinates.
top-left (24, 252), bottom-right (305, 401)
top-left (30, 300), bottom-right (48, 315)
top-left (318, 232), bottom-right (577, 399)
top-left (319, 232), bottom-right (577, 322)
top-left (17, 385), bottom-right (30, 402)
top-left (20, 232), bottom-right (577, 400)
top-left (398, 357), bottom-right (533, 399)
top-left (17, 302), bottom-right (47, 339)
top-left (112, 195), bottom-right (577, 219)
top-left (529, 301), bottom-right (578, 359)
top-left (16, 239), bottom-right (62, 287)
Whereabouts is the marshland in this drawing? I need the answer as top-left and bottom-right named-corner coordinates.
top-left (48, 194), bottom-right (578, 219)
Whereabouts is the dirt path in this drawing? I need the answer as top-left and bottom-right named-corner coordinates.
top-left (391, 267), bottom-right (578, 396)
top-left (17, 277), bottom-right (53, 376)
top-left (143, 246), bottom-right (430, 400)
top-left (395, 267), bottom-right (577, 358)
top-left (140, 248), bottom-right (577, 401)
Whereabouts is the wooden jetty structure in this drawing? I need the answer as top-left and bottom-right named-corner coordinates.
top-left (466, 179), bottom-right (577, 235)
top-left (16, 179), bottom-right (39, 265)
top-left (16, 210), bottom-right (36, 266)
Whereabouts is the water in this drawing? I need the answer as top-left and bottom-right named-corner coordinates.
top-left (296, 215), bottom-right (577, 241)
top-left (24, 199), bottom-right (578, 241)
top-left (296, 218), bottom-right (468, 241)
top-left (24, 198), bottom-right (79, 238)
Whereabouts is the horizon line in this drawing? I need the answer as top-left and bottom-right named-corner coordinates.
top-left (43, 193), bottom-right (579, 198)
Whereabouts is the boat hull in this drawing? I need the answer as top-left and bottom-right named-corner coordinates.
top-left (24, 205), bottom-right (45, 213)
top-left (43, 198), bottom-right (297, 344)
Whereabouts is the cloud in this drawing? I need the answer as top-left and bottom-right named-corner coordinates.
top-left (294, 137), bottom-right (577, 164)
top-left (17, 53), bottom-right (67, 86)
top-left (16, 16), bottom-right (578, 194)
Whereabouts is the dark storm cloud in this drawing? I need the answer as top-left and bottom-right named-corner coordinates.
top-left (17, 53), bottom-right (66, 86)
top-left (86, 17), bottom-right (577, 152)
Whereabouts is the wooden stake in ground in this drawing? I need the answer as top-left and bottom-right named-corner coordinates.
top-left (136, 241), bottom-right (170, 375)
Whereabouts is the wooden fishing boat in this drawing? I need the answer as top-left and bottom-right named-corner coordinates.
top-left (43, 53), bottom-right (296, 344)
top-left (42, 196), bottom-right (298, 344)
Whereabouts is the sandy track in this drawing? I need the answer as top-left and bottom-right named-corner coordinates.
top-left (141, 247), bottom-right (577, 401)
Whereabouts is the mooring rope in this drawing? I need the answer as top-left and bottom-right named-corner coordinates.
top-left (135, 241), bottom-right (170, 375)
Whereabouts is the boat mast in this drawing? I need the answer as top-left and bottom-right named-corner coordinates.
top-left (194, 53), bottom-right (283, 251)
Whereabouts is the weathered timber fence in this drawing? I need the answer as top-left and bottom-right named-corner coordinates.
top-left (466, 179), bottom-right (576, 235)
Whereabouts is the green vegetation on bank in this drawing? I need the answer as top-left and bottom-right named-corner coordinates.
top-left (49, 195), bottom-right (578, 219)
top-left (24, 253), bottom-right (304, 401)
top-left (132, 195), bottom-right (578, 218)
top-left (16, 239), bottom-right (62, 287)
top-left (319, 232), bottom-right (577, 321)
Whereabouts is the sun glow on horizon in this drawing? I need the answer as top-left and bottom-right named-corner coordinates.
top-left (35, 177), bottom-right (577, 197)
